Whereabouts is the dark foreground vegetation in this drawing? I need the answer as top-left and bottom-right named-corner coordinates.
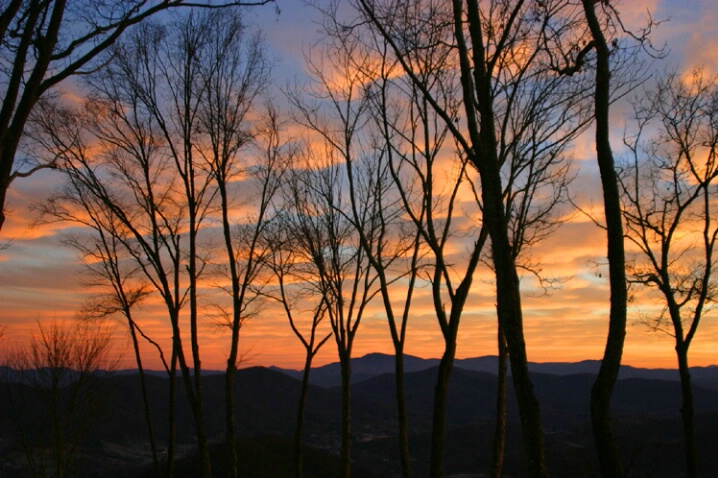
top-left (2, 355), bottom-right (718, 478)
top-left (3, 1), bottom-right (718, 478)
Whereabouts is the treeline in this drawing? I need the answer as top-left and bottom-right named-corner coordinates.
top-left (2, 2), bottom-right (718, 478)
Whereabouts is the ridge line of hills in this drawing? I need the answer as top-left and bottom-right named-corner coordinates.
top-left (266, 352), bottom-right (718, 389)
top-left (6, 352), bottom-right (717, 390)
top-left (3, 354), bottom-right (718, 476)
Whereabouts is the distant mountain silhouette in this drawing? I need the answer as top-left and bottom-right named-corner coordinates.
top-left (269, 352), bottom-right (441, 387)
top-left (3, 358), bottom-right (718, 477)
top-left (270, 352), bottom-right (718, 389)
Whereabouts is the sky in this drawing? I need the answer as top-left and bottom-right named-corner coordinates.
top-left (1, 0), bottom-right (718, 371)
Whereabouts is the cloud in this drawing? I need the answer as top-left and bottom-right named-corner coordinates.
top-left (652, 0), bottom-right (718, 74)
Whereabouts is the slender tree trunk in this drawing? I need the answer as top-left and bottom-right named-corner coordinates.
top-left (427, 239), bottom-right (483, 478)
top-left (394, 350), bottom-right (413, 478)
top-left (581, 2), bottom-right (628, 477)
top-left (676, 345), bottom-right (697, 478)
top-left (192, 375), bottom-right (211, 478)
top-left (294, 353), bottom-right (314, 478)
top-left (450, 1), bottom-right (548, 473)
top-left (0, 0), bottom-right (64, 235)
top-left (225, 362), bottom-right (238, 478)
top-left (187, 213), bottom-right (212, 478)
top-left (340, 355), bottom-right (352, 478)
top-left (491, 324), bottom-right (508, 478)
top-left (0, 146), bottom-right (13, 232)
top-left (480, 116), bottom-right (548, 478)
top-left (429, 336), bottom-right (457, 478)
top-left (166, 347), bottom-right (178, 478)
top-left (128, 322), bottom-right (161, 478)
top-left (497, 266), bottom-right (547, 478)
top-left (218, 177), bottom-right (241, 478)
top-left (177, 336), bottom-right (211, 478)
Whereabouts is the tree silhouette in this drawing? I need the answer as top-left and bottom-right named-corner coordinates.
top-left (620, 69), bottom-right (718, 478)
top-left (0, 0), bottom-right (274, 233)
top-left (344, 1), bottom-right (598, 475)
top-left (262, 218), bottom-right (333, 478)
top-left (8, 320), bottom-right (118, 478)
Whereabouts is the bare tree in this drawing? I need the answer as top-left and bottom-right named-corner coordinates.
top-left (30, 10), bottom-right (288, 476)
top-left (345, 34), bottom-right (433, 478)
top-left (87, 16), bottom-right (218, 476)
top-left (581, 2), bottom-right (627, 473)
top-left (346, 129), bottom-right (426, 478)
top-left (32, 84), bottom-right (188, 478)
top-left (342, 1), bottom-right (599, 476)
top-left (8, 320), bottom-right (118, 478)
top-left (486, 8), bottom-right (595, 474)
top-left (262, 218), bottom-right (333, 478)
top-left (281, 148), bottom-right (380, 478)
top-left (39, 190), bottom-right (164, 478)
top-left (289, 20), bottom-right (430, 476)
top-left (0, 0), bottom-right (275, 233)
top-left (29, 13), bottom-right (238, 476)
top-left (619, 69), bottom-right (718, 478)
top-left (575, 2), bottom-right (655, 475)
top-left (363, 31), bottom-right (486, 478)
top-left (192, 12), bottom-right (277, 477)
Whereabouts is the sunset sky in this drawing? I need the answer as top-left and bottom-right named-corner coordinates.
top-left (2, 0), bottom-right (718, 372)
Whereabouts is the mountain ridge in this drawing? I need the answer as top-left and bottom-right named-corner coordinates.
top-left (266, 352), bottom-right (718, 389)
top-left (3, 361), bottom-right (718, 477)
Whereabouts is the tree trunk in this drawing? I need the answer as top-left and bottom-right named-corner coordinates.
top-left (499, 274), bottom-right (548, 478)
top-left (581, 2), bottom-right (628, 477)
top-left (677, 345), bottom-right (697, 478)
top-left (480, 123), bottom-right (548, 478)
top-left (226, 363), bottom-right (238, 478)
top-left (394, 350), bottom-right (413, 478)
top-left (0, 0), bottom-right (64, 235)
top-left (192, 378), bottom-right (212, 478)
top-left (166, 347), bottom-right (178, 478)
top-left (0, 0), bottom-right (65, 235)
top-left (449, 0), bottom-right (549, 473)
top-left (217, 174), bottom-right (241, 478)
top-left (429, 338), bottom-right (457, 478)
top-left (0, 146), bottom-right (13, 232)
top-left (340, 355), bottom-right (352, 478)
top-left (176, 329), bottom-right (212, 478)
top-left (128, 322), bottom-right (161, 478)
top-left (491, 324), bottom-right (508, 478)
top-left (294, 353), bottom-right (313, 478)
top-left (187, 207), bottom-right (212, 478)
